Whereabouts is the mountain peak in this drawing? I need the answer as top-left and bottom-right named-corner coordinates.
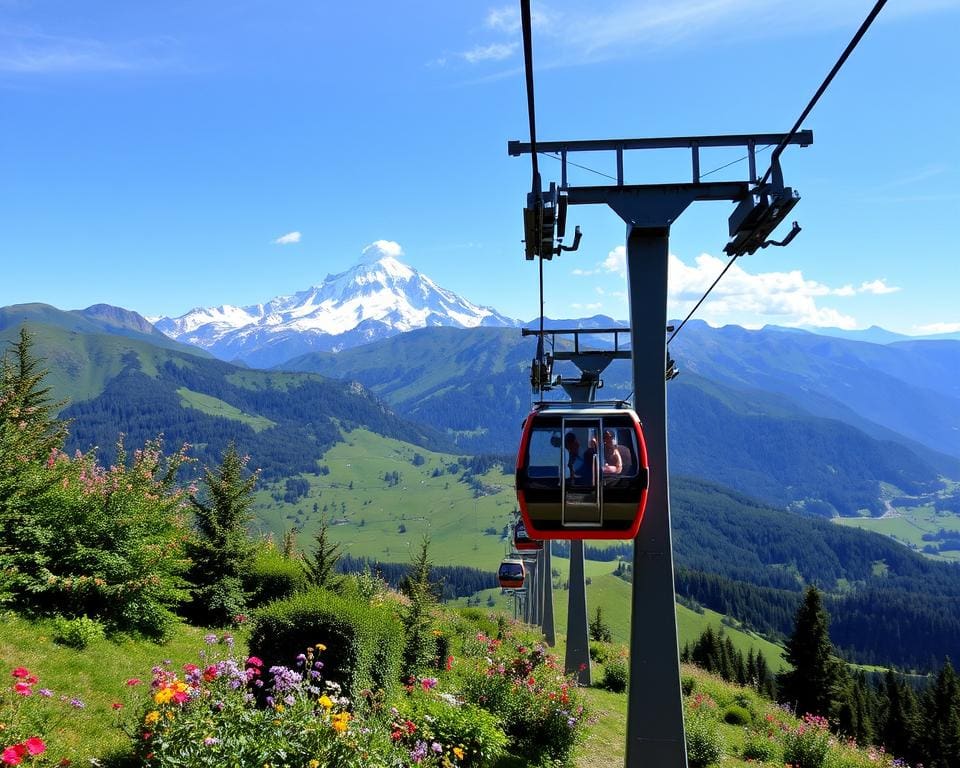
top-left (154, 244), bottom-right (518, 367)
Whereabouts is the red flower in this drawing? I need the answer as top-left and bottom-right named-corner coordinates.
top-left (182, 663), bottom-right (198, 674)
top-left (24, 738), bottom-right (45, 756)
top-left (13, 682), bottom-right (32, 696)
top-left (112, 702), bottom-right (123, 710)
top-left (246, 656), bottom-right (263, 667)
top-left (10, 667), bottom-right (29, 679)
top-left (125, 678), bottom-right (142, 686)
top-left (202, 665), bottom-right (218, 682)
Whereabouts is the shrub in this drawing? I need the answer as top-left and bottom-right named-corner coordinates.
top-left (459, 635), bottom-right (587, 765)
top-left (249, 587), bottom-right (403, 703)
top-left (685, 711), bottom-right (725, 768)
top-left (682, 675), bottom-right (697, 696)
top-left (51, 615), bottom-right (105, 649)
top-left (394, 687), bottom-right (508, 767)
top-left (1, 664), bottom-right (84, 765)
top-left (244, 548), bottom-right (306, 607)
top-left (601, 658), bottom-right (629, 693)
top-left (742, 730), bottom-right (782, 763)
top-left (781, 713), bottom-right (832, 768)
top-left (723, 703), bottom-right (752, 726)
top-left (589, 641), bottom-right (610, 665)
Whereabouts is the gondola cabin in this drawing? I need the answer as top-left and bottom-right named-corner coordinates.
top-left (497, 557), bottom-right (526, 589)
top-left (513, 519), bottom-right (543, 551)
top-left (516, 404), bottom-right (649, 540)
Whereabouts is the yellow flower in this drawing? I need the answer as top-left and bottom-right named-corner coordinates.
top-left (308, 762), bottom-right (320, 768)
top-left (165, 711), bottom-right (175, 721)
top-left (144, 711), bottom-right (160, 726)
top-left (453, 746), bottom-right (465, 760)
top-left (331, 712), bottom-right (351, 733)
top-left (315, 643), bottom-right (327, 651)
top-left (318, 694), bottom-right (334, 710)
top-left (274, 703), bottom-right (285, 713)
top-left (154, 688), bottom-right (173, 705)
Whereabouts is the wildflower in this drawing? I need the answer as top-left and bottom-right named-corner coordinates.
top-left (420, 677), bottom-right (438, 691)
top-left (13, 682), bottom-right (31, 696)
top-left (145, 711), bottom-right (161, 726)
top-left (2, 744), bottom-right (26, 765)
top-left (126, 678), bottom-right (142, 686)
top-left (24, 739), bottom-right (45, 757)
top-left (453, 746), bottom-right (465, 759)
top-left (318, 694), bottom-right (334, 710)
top-left (246, 656), bottom-right (263, 668)
top-left (204, 633), bottom-right (218, 645)
top-left (203, 737), bottom-right (219, 746)
top-left (315, 644), bottom-right (326, 652)
top-left (111, 702), bottom-right (123, 710)
top-left (331, 712), bottom-right (351, 733)
top-left (38, 688), bottom-right (53, 698)
top-left (11, 668), bottom-right (30, 679)
top-left (308, 762), bottom-right (320, 768)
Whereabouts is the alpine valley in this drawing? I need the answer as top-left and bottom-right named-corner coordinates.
top-left (3, 252), bottom-right (960, 671)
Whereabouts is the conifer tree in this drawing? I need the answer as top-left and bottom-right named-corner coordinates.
top-left (185, 442), bottom-right (258, 627)
top-left (778, 586), bottom-right (845, 717)
top-left (301, 518), bottom-right (344, 592)
top-left (878, 669), bottom-right (918, 763)
top-left (917, 659), bottom-right (960, 768)
top-left (400, 535), bottom-right (438, 675)
top-left (589, 606), bottom-right (612, 643)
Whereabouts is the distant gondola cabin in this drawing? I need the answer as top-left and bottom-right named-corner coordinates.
top-left (497, 557), bottom-right (526, 589)
top-left (516, 404), bottom-right (649, 539)
top-left (513, 519), bottom-right (543, 551)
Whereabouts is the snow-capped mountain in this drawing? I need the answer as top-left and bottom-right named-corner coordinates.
top-left (154, 251), bottom-right (518, 367)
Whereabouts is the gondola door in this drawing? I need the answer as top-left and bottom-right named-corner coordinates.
top-left (561, 417), bottom-right (602, 528)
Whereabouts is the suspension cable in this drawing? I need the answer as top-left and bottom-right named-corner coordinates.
top-left (671, 0), bottom-right (888, 345)
top-left (758, 0), bottom-right (887, 188)
top-left (520, 0), bottom-right (540, 195)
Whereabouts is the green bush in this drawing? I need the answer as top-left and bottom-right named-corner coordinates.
top-left (742, 730), bottom-right (782, 763)
top-left (685, 711), bottom-right (725, 768)
top-left (781, 713), bottom-right (832, 768)
top-left (589, 641), bottom-right (610, 664)
top-left (394, 688), bottom-right (508, 767)
top-left (601, 658), bottom-right (629, 693)
top-left (51, 615), bottom-right (105, 649)
top-left (244, 548), bottom-right (306, 607)
top-left (460, 638), bottom-right (586, 765)
top-left (723, 703), bottom-right (752, 726)
top-left (249, 587), bottom-right (403, 703)
top-left (682, 675), bottom-right (697, 696)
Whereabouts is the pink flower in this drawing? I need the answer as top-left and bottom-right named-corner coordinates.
top-left (2, 743), bottom-right (26, 765)
top-left (14, 682), bottom-right (32, 696)
top-left (125, 678), bottom-right (142, 686)
top-left (246, 656), bottom-right (263, 667)
top-left (24, 739), bottom-right (46, 756)
top-left (11, 667), bottom-right (30, 679)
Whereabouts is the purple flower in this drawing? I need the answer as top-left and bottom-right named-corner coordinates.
top-left (70, 697), bottom-right (86, 708)
top-left (204, 633), bottom-right (218, 645)
top-left (203, 737), bottom-right (219, 746)
top-left (410, 741), bottom-right (428, 763)
top-left (38, 688), bottom-right (53, 698)
top-left (431, 742), bottom-right (443, 753)
top-left (283, 694), bottom-right (296, 706)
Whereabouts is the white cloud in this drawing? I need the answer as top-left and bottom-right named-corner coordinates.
top-left (0, 28), bottom-right (175, 73)
top-left (273, 231), bottom-right (301, 245)
top-left (858, 279), bottom-right (900, 295)
top-left (602, 245), bottom-right (626, 276)
top-left (463, 42), bottom-right (518, 63)
top-left (361, 240), bottom-right (404, 263)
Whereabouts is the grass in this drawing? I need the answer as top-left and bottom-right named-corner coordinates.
top-left (0, 612), bottom-right (247, 764)
top-left (836, 504), bottom-right (960, 562)
top-left (176, 386), bottom-right (276, 431)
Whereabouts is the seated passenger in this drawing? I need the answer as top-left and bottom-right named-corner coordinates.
top-left (601, 430), bottom-right (623, 475)
top-left (564, 432), bottom-right (588, 484)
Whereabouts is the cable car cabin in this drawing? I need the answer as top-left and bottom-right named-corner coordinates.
top-left (516, 404), bottom-right (649, 540)
top-left (498, 557), bottom-right (526, 589)
top-left (513, 519), bottom-right (543, 551)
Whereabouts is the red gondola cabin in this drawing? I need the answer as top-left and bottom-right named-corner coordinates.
top-left (497, 557), bottom-right (526, 589)
top-left (515, 403), bottom-right (649, 539)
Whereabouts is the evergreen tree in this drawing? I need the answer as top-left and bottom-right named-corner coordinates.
top-left (301, 518), bottom-right (344, 592)
top-left (916, 659), bottom-right (960, 768)
top-left (185, 442), bottom-right (258, 626)
top-left (878, 669), bottom-right (918, 763)
top-left (589, 606), bottom-right (613, 643)
top-left (0, 328), bottom-right (69, 602)
top-left (400, 535), bottom-right (438, 675)
top-left (778, 586), bottom-right (845, 718)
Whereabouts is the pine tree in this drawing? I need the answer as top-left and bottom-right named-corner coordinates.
top-left (400, 535), bottom-right (438, 675)
top-left (917, 659), bottom-right (960, 768)
top-left (185, 443), bottom-right (258, 627)
top-left (589, 606), bottom-right (612, 643)
top-left (878, 669), bottom-right (918, 763)
top-left (301, 518), bottom-right (344, 592)
top-left (778, 586), bottom-right (845, 717)
top-left (0, 328), bottom-right (69, 602)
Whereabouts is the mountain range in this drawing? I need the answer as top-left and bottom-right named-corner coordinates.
top-left (153, 253), bottom-right (516, 367)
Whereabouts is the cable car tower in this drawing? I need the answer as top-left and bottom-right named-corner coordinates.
top-left (510, 2), bottom-right (812, 765)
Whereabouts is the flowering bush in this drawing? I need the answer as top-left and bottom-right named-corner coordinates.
top-left (392, 682), bottom-right (508, 767)
top-left (781, 713), bottom-right (834, 768)
top-left (1, 665), bottom-right (84, 766)
top-left (126, 640), bottom-right (468, 767)
top-left (741, 728), bottom-right (782, 763)
top-left (458, 633), bottom-right (586, 765)
top-left (6, 439), bottom-right (192, 639)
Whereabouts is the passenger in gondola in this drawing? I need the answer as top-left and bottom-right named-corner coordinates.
top-left (564, 432), bottom-right (587, 484)
top-left (601, 429), bottom-right (623, 475)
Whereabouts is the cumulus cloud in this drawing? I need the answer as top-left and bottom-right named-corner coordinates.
top-left (858, 279), bottom-right (900, 295)
top-left (361, 240), bottom-right (404, 263)
top-left (273, 231), bottom-right (302, 245)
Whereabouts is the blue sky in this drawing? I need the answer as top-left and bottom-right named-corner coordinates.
top-left (1, 0), bottom-right (958, 334)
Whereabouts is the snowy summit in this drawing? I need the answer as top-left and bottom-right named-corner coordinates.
top-left (154, 241), bottom-right (516, 367)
